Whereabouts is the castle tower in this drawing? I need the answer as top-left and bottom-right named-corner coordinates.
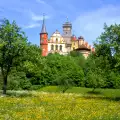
top-left (40, 14), bottom-right (48, 56)
top-left (62, 17), bottom-right (72, 53)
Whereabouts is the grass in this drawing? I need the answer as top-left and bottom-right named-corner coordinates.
top-left (39, 86), bottom-right (120, 99)
top-left (0, 87), bottom-right (120, 120)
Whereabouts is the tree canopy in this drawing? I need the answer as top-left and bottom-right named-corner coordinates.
top-left (0, 19), bottom-right (120, 94)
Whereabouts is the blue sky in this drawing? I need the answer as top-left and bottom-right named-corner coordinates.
top-left (0, 0), bottom-right (120, 46)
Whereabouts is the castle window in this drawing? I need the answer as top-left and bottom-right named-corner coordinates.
top-left (56, 38), bottom-right (58, 43)
top-left (60, 45), bottom-right (62, 51)
top-left (51, 45), bottom-right (54, 50)
top-left (55, 45), bottom-right (58, 50)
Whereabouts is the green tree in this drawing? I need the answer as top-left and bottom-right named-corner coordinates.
top-left (69, 51), bottom-right (86, 68)
top-left (107, 71), bottom-right (120, 89)
top-left (86, 70), bottom-right (105, 91)
top-left (95, 23), bottom-right (120, 71)
top-left (0, 19), bottom-right (27, 95)
top-left (55, 71), bottom-right (74, 93)
top-left (93, 23), bottom-right (120, 89)
top-left (45, 54), bottom-right (84, 92)
top-left (6, 43), bottom-right (44, 90)
top-left (69, 51), bottom-right (83, 57)
top-left (85, 55), bottom-right (106, 91)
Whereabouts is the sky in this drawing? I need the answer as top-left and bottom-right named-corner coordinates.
top-left (0, 0), bottom-right (120, 46)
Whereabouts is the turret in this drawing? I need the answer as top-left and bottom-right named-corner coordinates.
top-left (62, 17), bottom-right (72, 37)
top-left (62, 17), bottom-right (72, 53)
top-left (71, 34), bottom-right (76, 40)
top-left (40, 14), bottom-right (48, 56)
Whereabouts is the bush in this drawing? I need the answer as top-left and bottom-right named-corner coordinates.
top-left (30, 85), bottom-right (43, 90)
top-left (20, 79), bottom-right (32, 90)
top-left (85, 70), bottom-right (105, 91)
top-left (55, 73), bottom-right (74, 93)
top-left (7, 71), bottom-right (32, 90)
top-left (107, 72), bottom-right (120, 89)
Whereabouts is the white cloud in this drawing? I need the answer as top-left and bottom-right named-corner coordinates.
top-left (0, 0), bottom-right (53, 29)
top-left (31, 12), bottom-right (50, 21)
top-left (21, 10), bottom-right (50, 29)
top-left (23, 23), bottom-right (40, 29)
top-left (73, 5), bottom-right (120, 45)
top-left (36, 0), bottom-right (46, 4)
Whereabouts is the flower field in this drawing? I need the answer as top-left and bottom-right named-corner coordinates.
top-left (0, 91), bottom-right (120, 120)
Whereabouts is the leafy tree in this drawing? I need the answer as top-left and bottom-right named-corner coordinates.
top-left (0, 19), bottom-right (27, 95)
top-left (45, 54), bottom-right (84, 92)
top-left (85, 55), bottom-right (106, 91)
top-left (107, 71), bottom-right (120, 89)
top-left (86, 70), bottom-right (105, 91)
top-left (6, 43), bottom-right (44, 90)
top-left (69, 51), bottom-right (86, 69)
top-left (55, 71), bottom-right (74, 93)
top-left (22, 43), bottom-right (44, 83)
top-left (95, 23), bottom-right (120, 71)
top-left (89, 23), bottom-right (120, 89)
top-left (69, 51), bottom-right (83, 57)
top-left (7, 70), bottom-right (31, 90)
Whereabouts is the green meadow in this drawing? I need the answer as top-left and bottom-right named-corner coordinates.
top-left (0, 87), bottom-right (120, 120)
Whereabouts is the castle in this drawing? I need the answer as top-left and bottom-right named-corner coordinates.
top-left (40, 15), bottom-right (95, 58)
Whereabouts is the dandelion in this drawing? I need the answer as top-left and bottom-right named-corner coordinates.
top-left (0, 91), bottom-right (119, 120)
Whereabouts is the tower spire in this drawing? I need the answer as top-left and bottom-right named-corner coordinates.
top-left (66, 16), bottom-right (68, 22)
top-left (41, 13), bottom-right (47, 33)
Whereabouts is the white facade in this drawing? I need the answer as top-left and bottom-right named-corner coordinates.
top-left (48, 30), bottom-right (67, 55)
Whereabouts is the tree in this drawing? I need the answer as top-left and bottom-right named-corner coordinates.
top-left (69, 51), bottom-right (83, 57)
top-left (95, 23), bottom-right (120, 71)
top-left (69, 51), bottom-right (86, 68)
top-left (85, 55), bottom-right (106, 91)
top-left (21, 43), bottom-right (44, 84)
top-left (5, 43), bottom-right (44, 90)
top-left (90, 23), bottom-right (120, 89)
top-left (0, 19), bottom-right (27, 95)
top-left (86, 70), bottom-right (105, 92)
top-left (46, 54), bottom-right (84, 92)
top-left (55, 71), bottom-right (74, 93)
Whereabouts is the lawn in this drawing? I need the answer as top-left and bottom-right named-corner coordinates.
top-left (39, 86), bottom-right (120, 99)
top-left (0, 87), bottom-right (120, 120)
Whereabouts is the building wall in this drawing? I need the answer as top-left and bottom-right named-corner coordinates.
top-left (40, 33), bottom-right (48, 56)
top-left (49, 36), bottom-right (64, 43)
top-left (41, 44), bottom-right (48, 56)
top-left (48, 31), bottom-right (67, 55)
top-left (71, 40), bottom-right (78, 50)
top-left (40, 31), bottom-right (93, 58)
top-left (48, 43), bottom-right (67, 55)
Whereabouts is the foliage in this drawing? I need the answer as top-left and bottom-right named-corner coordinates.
top-left (0, 19), bottom-right (27, 94)
top-left (95, 23), bottom-right (120, 70)
top-left (0, 91), bottom-right (120, 120)
top-left (0, 18), bottom-right (120, 91)
top-left (69, 50), bottom-right (83, 57)
top-left (84, 55), bottom-right (106, 91)
top-left (45, 54), bottom-right (84, 88)
top-left (90, 23), bottom-right (120, 89)
top-left (107, 71), bottom-right (120, 89)
top-left (55, 71), bottom-right (74, 93)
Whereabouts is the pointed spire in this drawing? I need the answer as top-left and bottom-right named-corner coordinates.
top-left (41, 13), bottom-right (47, 33)
top-left (66, 16), bottom-right (68, 22)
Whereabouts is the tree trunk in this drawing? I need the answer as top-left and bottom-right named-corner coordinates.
top-left (3, 76), bottom-right (7, 95)
top-left (62, 87), bottom-right (68, 93)
top-left (92, 87), bottom-right (96, 93)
